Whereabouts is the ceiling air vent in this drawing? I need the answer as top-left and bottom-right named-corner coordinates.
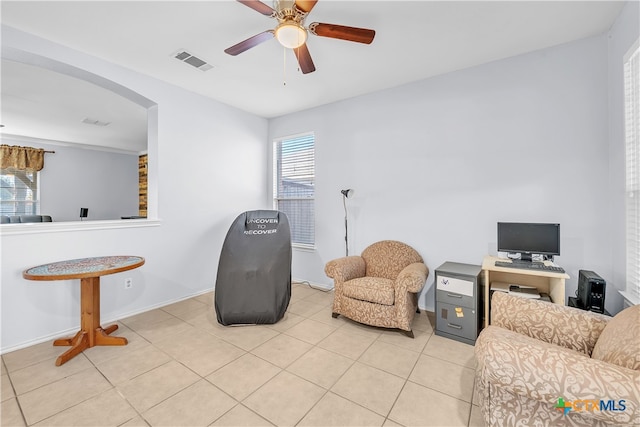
top-left (82, 117), bottom-right (111, 126)
top-left (173, 50), bottom-right (213, 71)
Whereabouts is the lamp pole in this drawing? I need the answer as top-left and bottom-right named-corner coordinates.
top-left (341, 189), bottom-right (353, 256)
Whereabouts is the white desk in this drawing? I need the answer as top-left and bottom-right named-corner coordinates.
top-left (482, 255), bottom-right (570, 328)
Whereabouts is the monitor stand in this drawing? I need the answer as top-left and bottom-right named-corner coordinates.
top-left (509, 254), bottom-right (544, 265)
top-left (519, 253), bottom-right (533, 262)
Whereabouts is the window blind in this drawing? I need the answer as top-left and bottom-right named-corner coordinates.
top-left (0, 169), bottom-right (38, 215)
top-left (625, 41), bottom-right (640, 301)
top-left (273, 133), bottom-right (315, 246)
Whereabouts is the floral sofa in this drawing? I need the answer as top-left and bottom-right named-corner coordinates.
top-left (324, 240), bottom-right (428, 337)
top-left (475, 292), bottom-right (639, 426)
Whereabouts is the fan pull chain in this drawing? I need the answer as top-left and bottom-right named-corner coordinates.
top-left (283, 47), bottom-right (287, 86)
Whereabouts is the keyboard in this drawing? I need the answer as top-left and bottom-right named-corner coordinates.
top-left (494, 260), bottom-right (565, 273)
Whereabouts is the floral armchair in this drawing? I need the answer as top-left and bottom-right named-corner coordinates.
top-left (324, 240), bottom-right (428, 337)
top-left (474, 292), bottom-right (639, 426)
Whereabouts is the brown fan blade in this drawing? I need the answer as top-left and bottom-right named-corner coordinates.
top-left (295, 0), bottom-right (318, 14)
top-left (224, 30), bottom-right (274, 56)
top-left (310, 22), bottom-right (375, 44)
top-left (237, 0), bottom-right (275, 16)
top-left (293, 43), bottom-right (316, 74)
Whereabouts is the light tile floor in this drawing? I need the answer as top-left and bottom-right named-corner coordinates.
top-left (1, 283), bottom-right (484, 427)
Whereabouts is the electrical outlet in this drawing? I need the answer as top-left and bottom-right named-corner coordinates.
top-left (124, 278), bottom-right (133, 289)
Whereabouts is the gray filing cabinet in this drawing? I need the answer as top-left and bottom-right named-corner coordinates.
top-left (435, 262), bottom-right (483, 345)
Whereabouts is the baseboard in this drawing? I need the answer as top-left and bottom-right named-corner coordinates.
top-left (0, 288), bottom-right (213, 355)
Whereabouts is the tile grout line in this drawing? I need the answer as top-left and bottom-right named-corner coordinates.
top-left (3, 287), bottom-right (478, 427)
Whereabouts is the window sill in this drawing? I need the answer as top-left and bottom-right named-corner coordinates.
top-left (292, 243), bottom-right (316, 252)
top-left (619, 290), bottom-right (639, 306)
top-left (0, 218), bottom-right (161, 235)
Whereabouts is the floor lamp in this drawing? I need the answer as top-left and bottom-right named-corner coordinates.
top-left (341, 189), bottom-right (354, 255)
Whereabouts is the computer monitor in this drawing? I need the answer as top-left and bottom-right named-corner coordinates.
top-left (497, 222), bottom-right (560, 262)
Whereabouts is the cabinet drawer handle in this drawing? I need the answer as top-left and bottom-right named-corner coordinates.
top-left (447, 293), bottom-right (463, 298)
top-left (447, 323), bottom-right (463, 330)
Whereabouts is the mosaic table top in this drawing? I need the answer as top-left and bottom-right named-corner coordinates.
top-left (23, 256), bottom-right (145, 281)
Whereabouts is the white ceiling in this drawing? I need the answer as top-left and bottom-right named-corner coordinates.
top-left (1, 59), bottom-right (149, 152)
top-left (0, 1), bottom-right (626, 151)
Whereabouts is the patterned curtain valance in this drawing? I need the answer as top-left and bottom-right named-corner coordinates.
top-left (0, 144), bottom-right (45, 171)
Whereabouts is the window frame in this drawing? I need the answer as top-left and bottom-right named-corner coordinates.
top-left (624, 39), bottom-right (640, 304)
top-left (0, 168), bottom-right (40, 216)
top-left (272, 131), bottom-right (316, 249)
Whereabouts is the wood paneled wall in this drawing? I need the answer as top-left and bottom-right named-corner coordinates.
top-left (139, 154), bottom-right (147, 217)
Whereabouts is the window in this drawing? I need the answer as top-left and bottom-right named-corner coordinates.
top-left (625, 40), bottom-right (640, 302)
top-left (273, 132), bottom-right (315, 247)
top-left (0, 169), bottom-right (39, 216)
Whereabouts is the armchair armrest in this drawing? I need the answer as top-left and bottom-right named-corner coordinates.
top-left (476, 326), bottom-right (640, 426)
top-left (491, 292), bottom-right (610, 356)
top-left (395, 262), bottom-right (429, 293)
top-left (324, 256), bottom-right (366, 284)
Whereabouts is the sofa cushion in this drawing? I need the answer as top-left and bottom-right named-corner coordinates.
top-left (591, 304), bottom-right (640, 370)
top-left (491, 292), bottom-right (609, 356)
top-left (5, 215), bottom-right (52, 223)
top-left (342, 277), bottom-right (394, 305)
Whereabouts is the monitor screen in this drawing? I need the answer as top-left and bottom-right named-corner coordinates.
top-left (497, 222), bottom-right (560, 260)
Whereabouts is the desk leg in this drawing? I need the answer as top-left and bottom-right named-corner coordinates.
top-left (483, 269), bottom-right (490, 328)
top-left (53, 276), bottom-right (128, 366)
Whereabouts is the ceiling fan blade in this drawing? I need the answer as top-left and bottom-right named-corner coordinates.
top-left (294, 0), bottom-right (318, 14)
top-left (310, 22), bottom-right (375, 44)
top-left (237, 0), bottom-right (275, 16)
top-left (293, 43), bottom-right (316, 74)
top-left (224, 30), bottom-right (274, 56)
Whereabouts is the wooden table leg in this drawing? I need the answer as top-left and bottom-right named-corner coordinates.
top-left (53, 276), bottom-right (127, 366)
top-left (55, 331), bottom-right (89, 366)
top-left (81, 276), bottom-right (101, 347)
top-left (95, 325), bottom-right (128, 345)
top-left (53, 330), bottom-right (83, 347)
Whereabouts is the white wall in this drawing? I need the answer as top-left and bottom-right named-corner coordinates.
top-left (1, 26), bottom-right (268, 352)
top-left (608, 1), bottom-right (640, 306)
top-left (2, 4), bottom-right (636, 353)
top-left (270, 34), bottom-right (613, 313)
top-left (1, 137), bottom-right (139, 221)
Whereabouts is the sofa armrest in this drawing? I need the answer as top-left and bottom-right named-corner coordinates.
top-left (476, 326), bottom-right (640, 426)
top-left (395, 262), bottom-right (429, 293)
top-left (324, 256), bottom-right (366, 284)
top-left (491, 291), bottom-right (610, 356)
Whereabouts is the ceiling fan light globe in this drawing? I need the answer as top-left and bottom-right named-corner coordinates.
top-left (275, 23), bottom-right (307, 49)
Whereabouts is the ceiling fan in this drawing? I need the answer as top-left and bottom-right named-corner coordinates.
top-left (224, 0), bottom-right (376, 74)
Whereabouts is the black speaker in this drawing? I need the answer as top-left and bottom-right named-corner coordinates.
top-left (79, 208), bottom-right (88, 219)
top-left (577, 270), bottom-right (606, 314)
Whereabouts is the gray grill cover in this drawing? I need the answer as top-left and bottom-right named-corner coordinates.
top-left (215, 210), bottom-right (292, 325)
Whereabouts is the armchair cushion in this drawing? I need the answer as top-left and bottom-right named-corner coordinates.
top-left (342, 277), bottom-right (394, 305)
top-left (592, 304), bottom-right (640, 370)
top-left (361, 240), bottom-right (423, 280)
top-left (491, 291), bottom-right (610, 356)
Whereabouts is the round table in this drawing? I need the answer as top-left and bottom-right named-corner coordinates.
top-left (23, 255), bottom-right (145, 366)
